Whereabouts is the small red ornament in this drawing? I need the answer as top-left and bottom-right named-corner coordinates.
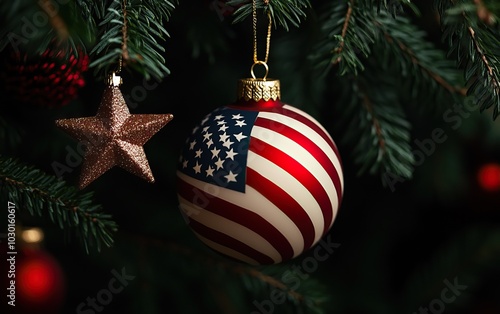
top-left (17, 248), bottom-right (65, 314)
top-left (1, 246), bottom-right (66, 314)
top-left (3, 45), bottom-right (89, 108)
top-left (477, 163), bottom-right (500, 192)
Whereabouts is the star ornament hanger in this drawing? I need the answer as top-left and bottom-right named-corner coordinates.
top-left (55, 73), bottom-right (173, 189)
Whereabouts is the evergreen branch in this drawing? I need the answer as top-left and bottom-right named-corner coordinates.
top-left (0, 0), bottom-right (93, 59)
top-left (89, 0), bottom-right (176, 81)
top-left (76, 0), bottom-right (106, 21)
top-left (374, 0), bottom-right (420, 17)
top-left (467, 25), bottom-right (500, 118)
top-left (125, 232), bottom-right (328, 313)
top-left (229, 0), bottom-right (311, 31)
top-left (331, 0), bottom-right (354, 67)
top-left (437, 0), bottom-right (500, 119)
top-left (39, 0), bottom-right (69, 40)
top-left (373, 13), bottom-right (466, 100)
top-left (0, 156), bottom-right (117, 253)
top-left (309, 0), bottom-right (376, 76)
top-left (335, 74), bottom-right (414, 185)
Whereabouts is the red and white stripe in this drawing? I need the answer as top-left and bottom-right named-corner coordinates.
top-left (177, 104), bottom-right (343, 265)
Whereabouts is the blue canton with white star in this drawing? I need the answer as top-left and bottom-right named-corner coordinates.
top-left (179, 107), bottom-right (258, 193)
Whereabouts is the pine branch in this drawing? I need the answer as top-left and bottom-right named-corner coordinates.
top-left (229, 0), bottom-right (312, 31)
top-left (122, 232), bottom-right (330, 313)
top-left (311, 1), bottom-right (463, 102)
top-left (76, 0), bottom-right (107, 21)
top-left (336, 73), bottom-right (414, 185)
top-left (373, 12), bottom-right (466, 106)
top-left (311, 4), bottom-right (463, 185)
top-left (236, 264), bottom-right (330, 313)
top-left (437, 0), bottom-right (500, 120)
top-left (374, 0), bottom-right (420, 17)
top-left (0, 0), bottom-right (93, 58)
top-left (309, 0), bottom-right (376, 76)
top-left (89, 0), bottom-right (176, 81)
top-left (0, 156), bottom-right (117, 253)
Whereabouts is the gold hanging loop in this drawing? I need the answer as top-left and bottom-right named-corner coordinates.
top-left (252, 0), bottom-right (272, 79)
top-left (237, 0), bottom-right (280, 102)
top-left (251, 60), bottom-right (269, 80)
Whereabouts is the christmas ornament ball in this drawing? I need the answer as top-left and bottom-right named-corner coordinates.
top-left (177, 78), bottom-right (344, 265)
top-left (1, 247), bottom-right (65, 314)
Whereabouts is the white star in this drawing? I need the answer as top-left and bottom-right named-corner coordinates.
top-left (193, 161), bottom-right (202, 174)
top-left (192, 126), bottom-right (199, 134)
top-left (235, 120), bottom-right (247, 127)
top-left (195, 149), bottom-right (203, 158)
top-left (215, 158), bottom-right (225, 170)
top-left (203, 132), bottom-right (212, 141)
top-left (222, 140), bottom-right (234, 149)
top-left (214, 114), bottom-right (224, 120)
top-left (206, 139), bottom-right (214, 148)
top-left (217, 120), bottom-right (226, 125)
top-left (233, 132), bottom-right (247, 142)
top-left (189, 140), bottom-right (197, 150)
top-left (225, 148), bottom-right (238, 160)
top-left (219, 133), bottom-right (230, 143)
top-left (219, 124), bottom-right (229, 132)
top-left (211, 147), bottom-right (221, 159)
top-left (224, 171), bottom-right (238, 183)
top-left (182, 160), bottom-right (188, 168)
top-left (205, 166), bottom-right (215, 177)
top-left (232, 114), bottom-right (243, 120)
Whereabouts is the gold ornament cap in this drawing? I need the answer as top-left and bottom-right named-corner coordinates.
top-left (237, 78), bottom-right (280, 102)
top-left (237, 61), bottom-right (280, 101)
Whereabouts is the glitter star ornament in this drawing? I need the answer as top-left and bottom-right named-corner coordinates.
top-left (55, 73), bottom-right (173, 189)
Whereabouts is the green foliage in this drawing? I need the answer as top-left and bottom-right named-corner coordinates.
top-left (309, 0), bottom-right (376, 76)
top-left (0, 156), bottom-right (117, 253)
top-left (105, 233), bottom-right (332, 314)
top-left (335, 72), bottom-right (415, 184)
top-left (374, 0), bottom-right (420, 17)
top-left (229, 0), bottom-right (312, 31)
top-left (89, 0), bottom-right (177, 81)
top-left (0, 0), bottom-right (93, 59)
top-left (373, 12), bottom-right (464, 112)
top-left (436, 0), bottom-right (500, 120)
top-left (310, 2), bottom-right (464, 185)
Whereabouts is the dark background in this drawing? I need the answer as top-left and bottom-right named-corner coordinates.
top-left (1, 0), bottom-right (500, 313)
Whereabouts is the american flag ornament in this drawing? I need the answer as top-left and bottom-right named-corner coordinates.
top-left (177, 78), bottom-right (344, 265)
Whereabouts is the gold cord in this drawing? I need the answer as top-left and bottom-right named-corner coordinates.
top-left (252, 0), bottom-right (272, 78)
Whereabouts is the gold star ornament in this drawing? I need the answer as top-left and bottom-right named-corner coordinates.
top-left (55, 73), bottom-right (173, 189)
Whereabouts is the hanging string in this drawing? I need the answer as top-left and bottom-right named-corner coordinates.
top-left (110, 0), bottom-right (126, 86)
top-left (251, 0), bottom-right (272, 79)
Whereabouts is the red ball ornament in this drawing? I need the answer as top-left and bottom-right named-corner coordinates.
top-left (477, 163), bottom-right (500, 192)
top-left (3, 45), bottom-right (89, 108)
top-left (177, 77), bottom-right (344, 265)
top-left (1, 247), bottom-right (66, 314)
